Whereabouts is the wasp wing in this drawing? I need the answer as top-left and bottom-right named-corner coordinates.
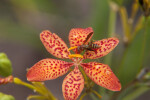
top-left (83, 32), bottom-right (94, 44)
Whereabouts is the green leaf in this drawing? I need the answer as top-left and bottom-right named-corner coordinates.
top-left (0, 53), bottom-right (12, 77)
top-left (0, 92), bottom-right (15, 100)
top-left (143, 17), bottom-right (150, 68)
top-left (117, 17), bottom-right (150, 87)
top-left (122, 86), bottom-right (149, 100)
top-left (116, 84), bottom-right (135, 100)
top-left (118, 30), bottom-right (143, 86)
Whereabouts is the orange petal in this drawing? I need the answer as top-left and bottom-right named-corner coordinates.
top-left (69, 27), bottom-right (93, 53)
top-left (62, 67), bottom-right (84, 100)
top-left (83, 37), bottom-right (119, 59)
top-left (40, 30), bottom-right (70, 59)
top-left (27, 59), bottom-right (73, 81)
top-left (81, 62), bottom-right (121, 91)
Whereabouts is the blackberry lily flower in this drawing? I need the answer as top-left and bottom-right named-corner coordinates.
top-left (27, 27), bottom-right (121, 100)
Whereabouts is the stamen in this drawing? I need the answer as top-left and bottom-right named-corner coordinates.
top-left (68, 54), bottom-right (83, 58)
top-left (68, 46), bottom-right (78, 51)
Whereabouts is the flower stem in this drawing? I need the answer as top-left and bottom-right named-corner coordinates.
top-left (27, 95), bottom-right (47, 100)
top-left (13, 77), bottom-right (41, 93)
top-left (79, 66), bottom-right (88, 82)
top-left (13, 77), bottom-right (56, 100)
top-left (79, 92), bottom-right (87, 100)
top-left (91, 89), bottom-right (102, 99)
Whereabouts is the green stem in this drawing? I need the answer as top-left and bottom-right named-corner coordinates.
top-left (104, 1), bottom-right (118, 66)
top-left (13, 77), bottom-right (56, 100)
top-left (32, 82), bottom-right (57, 100)
top-left (79, 93), bottom-right (87, 100)
top-left (46, 89), bottom-right (57, 100)
top-left (91, 89), bottom-right (102, 99)
top-left (27, 95), bottom-right (47, 100)
top-left (13, 77), bottom-right (42, 94)
top-left (90, 93), bottom-right (99, 100)
top-left (79, 66), bottom-right (88, 82)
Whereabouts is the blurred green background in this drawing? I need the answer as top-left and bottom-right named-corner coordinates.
top-left (0, 0), bottom-right (150, 100)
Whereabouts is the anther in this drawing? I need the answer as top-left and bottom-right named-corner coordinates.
top-left (68, 54), bottom-right (83, 58)
top-left (68, 46), bottom-right (78, 51)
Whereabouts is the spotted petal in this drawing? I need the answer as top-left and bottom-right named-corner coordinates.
top-left (40, 30), bottom-right (70, 59)
top-left (69, 27), bottom-right (93, 53)
top-left (27, 59), bottom-right (73, 81)
top-left (81, 62), bottom-right (121, 91)
top-left (62, 67), bottom-right (84, 100)
top-left (83, 37), bottom-right (119, 59)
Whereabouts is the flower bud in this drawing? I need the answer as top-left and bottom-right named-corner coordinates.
top-left (0, 92), bottom-right (15, 100)
top-left (0, 53), bottom-right (12, 77)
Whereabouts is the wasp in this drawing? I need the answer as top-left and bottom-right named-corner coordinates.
top-left (68, 32), bottom-right (100, 58)
top-left (77, 40), bottom-right (100, 53)
top-left (76, 32), bottom-right (100, 53)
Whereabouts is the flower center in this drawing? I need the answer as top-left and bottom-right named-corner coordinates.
top-left (72, 58), bottom-right (83, 67)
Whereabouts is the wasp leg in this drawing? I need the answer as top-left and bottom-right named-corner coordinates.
top-left (68, 46), bottom-right (78, 51)
top-left (85, 48), bottom-right (94, 51)
top-left (91, 40), bottom-right (97, 42)
top-left (68, 54), bottom-right (83, 58)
